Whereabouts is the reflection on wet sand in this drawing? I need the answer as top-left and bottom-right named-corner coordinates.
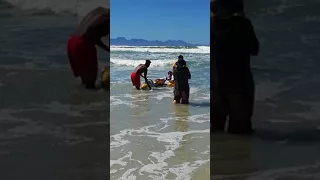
top-left (211, 134), bottom-right (257, 178)
top-left (131, 89), bottom-right (151, 118)
top-left (174, 105), bottom-right (190, 132)
top-left (172, 105), bottom-right (191, 163)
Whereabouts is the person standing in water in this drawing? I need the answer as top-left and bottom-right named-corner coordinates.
top-left (67, 7), bottom-right (110, 89)
top-left (172, 55), bottom-right (186, 71)
top-left (131, 60), bottom-right (151, 90)
top-left (211, 0), bottom-right (259, 134)
top-left (173, 58), bottom-right (191, 104)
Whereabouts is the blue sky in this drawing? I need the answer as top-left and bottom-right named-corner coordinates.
top-left (110, 0), bottom-right (210, 45)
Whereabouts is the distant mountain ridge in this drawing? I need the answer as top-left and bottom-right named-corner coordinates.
top-left (110, 37), bottom-right (205, 46)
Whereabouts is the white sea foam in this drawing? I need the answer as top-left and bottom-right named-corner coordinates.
top-left (159, 113), bottom-right (210, 125)
top-left (111, 46), bottom-right (209, 54)
top-left (110, 113), bottom-right (210, 179)
top-left (4, 0), bottom-right (109, 17)
top-left (110, 58), bottom-right (208, 68)
top-left (110, 96), bottom-right (137, 109)
top-left (111, 58), bottom-right (173, 67)
top-left (110, 41), bottom-right (209, 179)
top-left (0, 108), bottom-right (95, 145)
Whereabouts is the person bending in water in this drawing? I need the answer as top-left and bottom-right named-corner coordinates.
top-left (131, 60), bottom-right (151, 90)
top-left (67, 7), bottom-right (110, 89)
top-left (173, 59), bottom-right (191, 104)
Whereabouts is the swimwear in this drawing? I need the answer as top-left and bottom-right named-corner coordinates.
top-left (130, 72), bottom-right (140, 89)
top-left (67, 36), bottom-right (97, 85)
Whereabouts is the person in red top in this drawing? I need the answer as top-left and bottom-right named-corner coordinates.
top-left (67, 7), bottom-right (110, 89)
top-left (131, 60), bottom-right (151, 90)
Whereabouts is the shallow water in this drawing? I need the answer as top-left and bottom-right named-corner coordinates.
top-left (110, 46), bottom-right (210, 179)
top-left (211, 0), bottom-right (320, 179)
top-left (0, 1), bottom-right (110, 179)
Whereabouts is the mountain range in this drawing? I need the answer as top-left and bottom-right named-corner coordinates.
top-left (110, 37), bottom-right (205, 46)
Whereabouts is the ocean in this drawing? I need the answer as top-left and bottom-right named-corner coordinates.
top-left (0, 0), bottom-right (110, 179)
top-left (2, 0), bottom-right (320, 179)
top-left (212, 0), bottom-right (320, 179)
top-left (110, 46), bottom-right (210, 179)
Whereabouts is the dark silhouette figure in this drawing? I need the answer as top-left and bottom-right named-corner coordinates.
top-left (211, 0), bottom-right (259, 134)
top-left (173, 56), bottom-right (191, 104)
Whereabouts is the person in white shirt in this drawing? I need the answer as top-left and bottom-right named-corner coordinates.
top-left (154, 71), bottom-right (174, 86)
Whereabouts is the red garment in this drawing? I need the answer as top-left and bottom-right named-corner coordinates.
top-left (131, 72), bottom-right (141, 89)
top-left (67, 36), bottom-right (97, 83)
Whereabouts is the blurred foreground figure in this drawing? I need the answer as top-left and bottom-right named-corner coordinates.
top-left (211, 0), bottom-right (259, 134)
top-left (67, 7), bottom-right (110, 89)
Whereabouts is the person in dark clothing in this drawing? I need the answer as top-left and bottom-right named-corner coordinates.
top-left (173, 55), bottom-right (187, 72)
top-left (173, 59), bottom-right (191, 104)
top-left (211, 0), bottom-right (259, 134)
